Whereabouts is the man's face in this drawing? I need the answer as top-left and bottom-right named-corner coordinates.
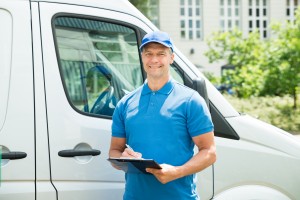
top-left (141, 43), bottom-right (174, 80)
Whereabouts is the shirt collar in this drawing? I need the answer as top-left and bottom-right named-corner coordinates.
top-left (141, 78), bottom-right (175, 95)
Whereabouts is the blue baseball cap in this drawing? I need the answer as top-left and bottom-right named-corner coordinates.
top-left (139, 31), bottom-right (174, 52)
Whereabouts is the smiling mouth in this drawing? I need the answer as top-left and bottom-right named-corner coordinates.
top-left (149, 65), bottom-right (161, 69)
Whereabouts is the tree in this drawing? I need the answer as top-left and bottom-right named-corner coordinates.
top-left (205, 29), bottom-right (266, 98)
top-left (205, 9), bottom-right (300, 109)
top-left (265, 9), bottom-right (300, 109)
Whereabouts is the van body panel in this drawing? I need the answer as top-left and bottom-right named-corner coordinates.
top-left (0, 8), bottom-right (12, 131)
top-left (213, 185), bottom-right (292, 200)
top-left (31, 2), bottom-right (58, 199)
top-left (31, 1), bottom-right (53, 181)
top-left (36, 182), bottom-right (57, 200)
top-left (215, 115), bottom-right (300, 199)
top-left (0, 0), bottom-right (35, 199)
top-left (31, 0), bottom-right (154, 25)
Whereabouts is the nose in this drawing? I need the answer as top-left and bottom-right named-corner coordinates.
top-left (150, 55), bottom-right (159, 63)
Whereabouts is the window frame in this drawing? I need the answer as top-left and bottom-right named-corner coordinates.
top-left (180, 0), bottom-right (203, 40)
top-left (220, 0), bottom-right (241, 32)
top-left (248, 0), bottom-right (269, 39)
top-left (286, 0), bottom-right (299, 22)
top-left (51, 13), bottom-right (145, 119)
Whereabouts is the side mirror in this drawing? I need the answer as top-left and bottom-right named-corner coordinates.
top-left (192, 77), bottom-right (209, 107)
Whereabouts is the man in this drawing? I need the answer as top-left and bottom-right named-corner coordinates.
top-left (109, 31), bottom-right (216, 200)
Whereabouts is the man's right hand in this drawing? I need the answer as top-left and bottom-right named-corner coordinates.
top-left (121, 147), bottom-right (142, 158)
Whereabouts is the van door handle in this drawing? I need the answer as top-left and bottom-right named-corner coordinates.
top-left (58, 149), bottom-right (101, 157)
top-left (1, 151), bottom-right (27, 160)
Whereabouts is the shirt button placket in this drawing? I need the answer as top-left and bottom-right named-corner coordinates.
top-left (147, 92), bottom-right (156, 116)
top-left (151, 92), bottom-right (155, 106)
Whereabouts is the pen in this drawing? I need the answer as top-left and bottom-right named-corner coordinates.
top-left (125, 144), bottom-right (134, 151)
top-left (125, 144), bottom-right (143, 159)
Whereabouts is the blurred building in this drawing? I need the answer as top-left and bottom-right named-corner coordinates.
top-left (141, 0), bottom-right (299, 76)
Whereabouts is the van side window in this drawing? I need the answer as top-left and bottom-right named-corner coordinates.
top-left (170, 64), bottom-right (184, 84)
top-left (0, 9), bottom-right (12, 130)
top-left (53, 17), bottom-right (143, 117)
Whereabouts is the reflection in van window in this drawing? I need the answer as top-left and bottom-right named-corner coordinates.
top-left (54, 17), bottom-right (143, 117)
top-left (170, 64), bottom-right (184, 84)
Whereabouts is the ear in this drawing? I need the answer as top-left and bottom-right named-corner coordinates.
top-left (170, 53), bottom-right (175, 64)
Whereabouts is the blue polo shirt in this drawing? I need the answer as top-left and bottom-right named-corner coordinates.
top-left (112, 78), bottom-right (214, 200)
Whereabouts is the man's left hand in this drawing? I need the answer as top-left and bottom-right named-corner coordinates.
top-left (146, 164), bottom-right (181, 184)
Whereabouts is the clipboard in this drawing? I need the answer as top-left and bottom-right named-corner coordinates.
top-left (108, 157), bottom-right (162, 174)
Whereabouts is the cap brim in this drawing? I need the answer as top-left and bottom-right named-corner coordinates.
top-left (139, 41), bottom-right (173, 51)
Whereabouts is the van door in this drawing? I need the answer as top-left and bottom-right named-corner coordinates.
top-left (38, 2), bottom-right (151, 199)
top-left (0, 1), bottom-right (35, 200)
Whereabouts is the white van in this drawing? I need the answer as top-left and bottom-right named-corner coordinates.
top-left (0, 0), bottom-right (299, 199)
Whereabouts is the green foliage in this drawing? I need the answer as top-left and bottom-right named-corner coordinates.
top-left (129, 0), bottom-right (151, 19)
top-left (205, 29), bottom-right (266, 98)
top-left (224, 95), bottom-right (300, 134)
top-left (205, 8), bottom-right (300, 108)
top-left (202, 71), bottom-right (220, 85)
top-left (263, 11), bottom-right (300, 108)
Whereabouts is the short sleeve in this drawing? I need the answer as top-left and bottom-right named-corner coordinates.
top-left (187, 92), bottom-right (214, 137)
top-left (111, 102), bottom-right (126, 138)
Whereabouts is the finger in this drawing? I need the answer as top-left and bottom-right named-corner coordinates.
top-left (126, 148), bottom-right (142, 158)
top-left (146, 168), bottom-right (160, 174)
top-left (146, 168), bottom-right (152, 173)
top-left (125, 148), bottom-right (137, 157)
top-left (122, 148), bottom-right (142, 158)
top-left (135, 152), bottom-right (142, 158)
top-left (121, 150), bottom-right (132, 157)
